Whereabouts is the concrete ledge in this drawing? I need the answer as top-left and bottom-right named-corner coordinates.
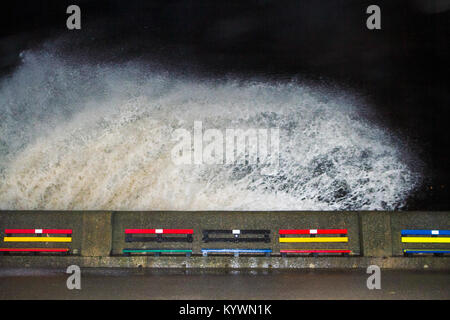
top-left (0, 256), bottom-right (448, 270)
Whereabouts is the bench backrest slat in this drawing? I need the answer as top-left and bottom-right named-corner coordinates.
top-left (203, 230), bottom-right (270, 234)
top-left (125, 229), bottom-right (193, 234)
top-left (279, 229), bottom-right (347, 235)
top-left (401, 229), bottom-right (450, 236)
top-left (5, 229), bottom-right (72, 234)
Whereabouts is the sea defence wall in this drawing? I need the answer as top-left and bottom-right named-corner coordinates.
top-left (0, 211), bottom-right (449, 269)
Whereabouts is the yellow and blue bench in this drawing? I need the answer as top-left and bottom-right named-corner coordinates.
top-left (202, 229), bottom-right (271, 257)
top-left (123, 228), bottom-right (193, 257)
top-left (401, 229), bottom-right (450, 256)
top-left (279, 229), bottom-right (351, 257)
top-left (0, 229), bottom-right (72, 255)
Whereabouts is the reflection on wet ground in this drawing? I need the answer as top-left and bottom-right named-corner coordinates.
top-left (0, 268), bottom-right (449, 300)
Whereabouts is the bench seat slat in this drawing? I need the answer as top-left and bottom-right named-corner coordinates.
top-left (125, 235), bottom-right (193, 243)
top-left (5, 229), bottom-right (72, 234)
top-left (280, 249), bottom-right (351, 253)
top-left (404, 249), bottom-right (450, 254)
top-left (401, 230), bottom-right (450, 236)
top-left (4, 237), bottom-right (72, 242)
top-left (401, 237), bottom-right (450, 243)
top-left (201, 249), bottom-right (271, 253)
top-left (203, 230), bottom-right (270, 234)
top-left (0, 248), bottom-right (69, 252)
top-left (279, 237), bottom-right (348, 243)
top-left (123, 249), bottom-right (192, 253)
top-left (202, 237), bottom-right (269, 243)
top-left (279, 229), bottom-right (347, 235)
top-left (125, 229), bottom-right (193, 234)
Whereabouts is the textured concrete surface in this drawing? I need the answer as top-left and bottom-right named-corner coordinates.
top-left (0, 268), bottom-right (448, 300)
top-left (81, 212), bottom-right (112, 256)
top-left (359, 211), bottom-right (392, 257)
top-left (0, 256), bottom-right (449, 270)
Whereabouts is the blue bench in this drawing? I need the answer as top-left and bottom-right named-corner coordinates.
top-left (401, 229), bottom-right (450, 256)
top-left (201, 248), bottom-right (272, 257)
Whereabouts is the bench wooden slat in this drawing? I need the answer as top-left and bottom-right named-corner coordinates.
top-left (202, 237), bottom-right (270, 243)
top-left (201, 248), bottom-right (271, 256)
top-left (125, 229), bottom-right (193, 234)
top-left (203, 230), bottom-right (270, 234)
top-left (0, 248), bottom-right (69, 252)
top-left (201, 248), bottom-right (271, 253)
top-left (4, 237), bottom-right (72, 242)
top-left (123, 248), bottom-right (192, 257)
top-left (123, 249), bottom-right (192, 253)
top-left (403, 249), bottom-right (450, 254)
top-left (202, 230), bottom-right (270, 243)
top-left (401, 230), bottom-right (450, 236)
top-left (401, 237), bottom-right (450, 243)
top-left (280, 249), bottom-right (351, 253)
top-left (279, 229), bottom-right (347, 235)
top-left (5, 229), bottom-right (72, 234)
top-left (280, 237), bottom-right (348, 243)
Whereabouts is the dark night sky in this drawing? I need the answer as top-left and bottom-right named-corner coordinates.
top-left (0, 0), bottom-right (449, 209)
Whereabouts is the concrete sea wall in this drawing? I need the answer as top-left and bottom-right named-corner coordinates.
top-left (0, 211), bottom-right (449, 269)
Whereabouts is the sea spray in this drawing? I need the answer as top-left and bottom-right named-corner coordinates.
top-left (0, 50), bottom-right (422, 210)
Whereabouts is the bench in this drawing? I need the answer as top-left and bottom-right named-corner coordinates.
top-left (202, 229), bottom-right (270, 243)
top-left (123, 228), bottom-right (193, 257)
top-left (201, 248), bottom-right (272, 257)
top-left (401, 229), bottom-right (450, 257)
top-left (125, 229), bottom-right (193, 242)
top-left (279, 229), bottom-right (351, 257)
top-left (1, 229), bottom-right (72, 255)
top-left (123, 249), bottom-right (192, 257)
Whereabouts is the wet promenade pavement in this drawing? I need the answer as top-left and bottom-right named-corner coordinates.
top-left (0, 268), bottom-right (448, 300)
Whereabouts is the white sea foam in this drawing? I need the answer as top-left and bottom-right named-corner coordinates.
top-left (0, 50), bottom-right (422, 210)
